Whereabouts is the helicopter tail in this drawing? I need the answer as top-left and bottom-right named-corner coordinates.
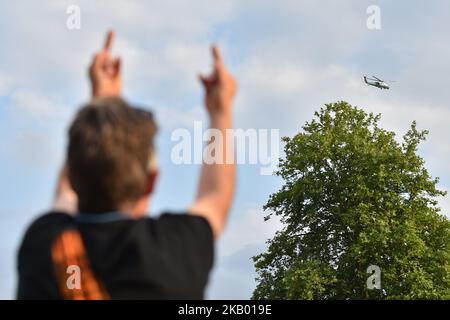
top-left (363, 75), bottom-right (368, 84)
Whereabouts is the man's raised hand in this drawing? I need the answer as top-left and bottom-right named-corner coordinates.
top-left (89, 30), bottom-right (122, 98)
top-left (199, 46), bottom-right (237, 118)
top-left (190, 47), bottom-right (237, 239)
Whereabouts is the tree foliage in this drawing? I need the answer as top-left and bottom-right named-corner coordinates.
top-left (253, 101), bottom-right (450, 299)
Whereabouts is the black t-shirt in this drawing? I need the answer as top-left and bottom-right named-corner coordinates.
top-left (17, 212), bottom-right (214, 299)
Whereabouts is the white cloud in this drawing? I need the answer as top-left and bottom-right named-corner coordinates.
top-left (206, 244), bottom-right (262, 299)
top-left (1, 0), bottom-right (450, 299)
top-left (206, 207), bottom-right (282, 299)
top-left (217, 207), bottom-right (282, 257)
top-left (0, 73), bottom-right (10, 96)
top-left (8, 91), bottom-right (71, 124)
top-left (156, 104), bottom-right (205, 130)
top-left (12, 132), bottom-right (61, 169)
top-left (0, 0), bottom-right (235, 98)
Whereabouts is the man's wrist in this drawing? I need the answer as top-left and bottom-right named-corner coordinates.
top-left (91, 83), bottom-right (121, 98)
top-left (91, 86), bottom-right (104, 98)
top-left (209, 111), bottom-right (233, 128)
top-left (92, 89), bottom-right (120, 99)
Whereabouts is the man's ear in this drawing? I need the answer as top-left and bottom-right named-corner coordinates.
top-left (145, 170), bottom-right (159, 195)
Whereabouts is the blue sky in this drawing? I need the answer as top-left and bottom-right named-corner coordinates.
top-left (0, 0), bottom-right (449, 299)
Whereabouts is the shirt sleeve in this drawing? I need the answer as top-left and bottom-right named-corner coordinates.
top-left (17, 212), bottom-right (74, 299)
top-left (152, 213), bottom-right (215, 294)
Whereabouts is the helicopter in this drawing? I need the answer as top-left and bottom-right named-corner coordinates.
top-left (364, 75), bottom-right (391, 90)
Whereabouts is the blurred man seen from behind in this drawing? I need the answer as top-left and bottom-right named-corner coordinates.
top-left (17, 31), bottom-right (237, 299)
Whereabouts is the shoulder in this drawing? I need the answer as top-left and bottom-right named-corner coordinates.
top-left (150, 212), bottom-right (213, 242)
top-left (157, 212), bottom-right (212, 231)
top-left (22, 212), bottom-right (74, 240)
top-left (26, 211), bottom-right (74, 230)
top-left (17, 212), bottom-right (74, 299)
top-left (18, 212), bottom-right (74, 257)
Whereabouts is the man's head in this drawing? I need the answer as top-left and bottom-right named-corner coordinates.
top-left (67, 97), bottom-right (158, 215)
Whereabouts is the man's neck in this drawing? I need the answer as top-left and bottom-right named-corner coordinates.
top-left (119, 196), bottom-right (151, 219)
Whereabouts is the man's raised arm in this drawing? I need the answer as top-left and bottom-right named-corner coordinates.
top-left (51, 31), bottom-right (122, 214)
top-left (89, 30), bottom-right (122, 99)
top-left (189, 47), bottom-right (238, 239)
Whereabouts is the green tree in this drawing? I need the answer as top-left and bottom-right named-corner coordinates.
top-left (253, 101), bottom-right (450, 299)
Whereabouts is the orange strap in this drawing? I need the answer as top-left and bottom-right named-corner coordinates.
top-left (51, 229), bottom-right (110, 300)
